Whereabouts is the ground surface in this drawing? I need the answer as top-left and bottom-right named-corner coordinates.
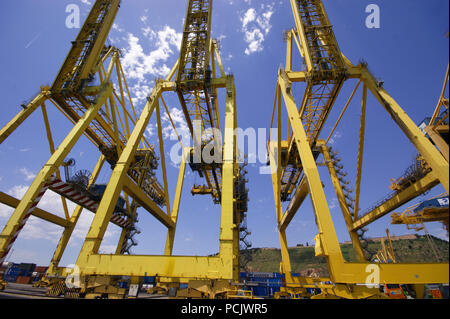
top-left (0, 283), bottom-right (168, 299)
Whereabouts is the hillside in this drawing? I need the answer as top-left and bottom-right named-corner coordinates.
top-left (242, 235), bottom-right (449, 276)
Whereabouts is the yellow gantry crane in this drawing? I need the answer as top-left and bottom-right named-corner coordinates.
top-left (420, 63), bottom-right (449, 162)
top-left (391, 193), bottom-right (449, 236)
top-left (373, 229), bottom-right (397, 264)
top-left (0, 0), bottom-right (248, 298)
top-left (0, 0), bottom-right (141, 271)
top-left (268, 0), bottom-right (449, 299)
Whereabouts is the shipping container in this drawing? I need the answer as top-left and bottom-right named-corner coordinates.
top-left (118, 281), bottom-right (128, 289)
top-left (32, 275), bottom-right (43, 283)
top-left (18, 263), bottom-right (36, 272)
top-left (16, 276), bottom-right (32, 284)
top-left (5, 267), bottom-right (20, 277)
top-left (3, 274), bottom-right (18, 283)
top-left (34, 266), bottom-right (48, 273)
top-left (142, 276), bottom-right (156, 284)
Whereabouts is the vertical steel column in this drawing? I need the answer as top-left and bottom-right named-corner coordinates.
top-left (47, 155), bottom-right (106, 275)
top-left (219, 76), bottom-right (239, 280)
top-left (76, 84), bottom-right (161, 260)
top-left (164, 148), bottom-right (189, 255)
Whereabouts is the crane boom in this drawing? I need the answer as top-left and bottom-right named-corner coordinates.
top-left (281, 0), bottom-right (347, 201)
top-left (176, 0), bottom-right (222, 203)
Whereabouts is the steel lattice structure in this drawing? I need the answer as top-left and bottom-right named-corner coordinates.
top-left (0, 0), bottom-right (249, 298)
top-left (268, 0), bottom-right (449, 299)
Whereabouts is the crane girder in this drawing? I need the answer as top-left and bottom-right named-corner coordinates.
top-left (280, 0), bottom-right (347, 201)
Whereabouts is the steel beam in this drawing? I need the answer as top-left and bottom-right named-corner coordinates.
top-left (0, 83), bottom-right (111, 259)
top-left (0, 92), bottom-right (47, 144)
top-left (279, 175), bottom-right (308, 232)
top-left (76, 84), bottom-right (161, 256)
top-left (122, 176), bottom-right (175, 229)
top-left (361, 68), bottom-right (449, 193)
top-left (0, 192), bottom-right (69, 228)
top-left (351, 172), bottom-right (440, 231)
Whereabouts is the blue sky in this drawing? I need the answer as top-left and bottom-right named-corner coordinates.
top-left (0, 0), bottom-right (448, 266)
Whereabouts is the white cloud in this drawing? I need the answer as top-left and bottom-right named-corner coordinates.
top-left (217, 34), bottom-right (227, 42)
top-left (0, 204), bottom-right (11, 218)
top-left (161, 107), bottom-right (190, 141)
top-left (0, 186), bottom-right (67, 242)
top-left (244, 28), bottom-right (265, 55)
top-left (242, 8), bottom-right (257, 29)
top-left (80, 0), bottom-right (92, 5)
top-left (328, 197), bottom-right (339, 210)
top-left (142, 27), bottom-right (156, 39)
top-left (122, 27), bottom-right (182, 80)
top-left (328, 131), bottom-right (343, 145)
top-left (112, 23), bottom-right (124, 33)
top-left (19, 216), bottom-right (63, 243)
top-left (145, 123), bottom-right (156, 139)
top-left (19, 168), bottom-right (36, 181)
top-left (140, 15), bottom-right (148, 24)
top-left (8, 249), bottom-right (39, 263)
top-left (0, 184), bottom-right (120, 245)
top-left (121, 26), bottom-right (182, 106)
top-left (98, 244), bottom-right (117, 254)
top-left (240, 4), bottom-right (275, 55)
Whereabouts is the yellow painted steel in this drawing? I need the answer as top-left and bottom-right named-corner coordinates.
top-left (352, 172), bottom-right (440, 231)
top-left (46, 155), bottom-right (106, 276)
top-left (40, 103), bottom-right (71, 221)
top-left (75, 74), bottom-right (241, 280)
top-left (122, 175), bottom-right (175, 229)
top-left (0, 192), bottom-right (69, 228)
top-left (360, 68), bottom-right (449, 193)
top-left (164, 148), bottom-right (189, 255)
top-left (354, 84), bottom-right (367, 219)
top-left (0, 83), bottom-right (112, 260)
top-left (0, 91), bottom-right (48, 144)
top-left (279, 175), bottom-right (308, 233)
top-left (390, 192), bottom-right (449, 234)
top-left (425, 63), bottom-right (449, 162)
top-left (319, 141), bottom-right (366, 262)
top-left (155, 101), bottom-right (171, 215)
top-left (76, 84), bottom-right (161, 256)
top-left (0, 0), bottom-right (175, 291)
top-left (268, 0), bottom-right (449, 298)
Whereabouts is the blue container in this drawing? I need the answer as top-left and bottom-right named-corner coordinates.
top-left (18, 263), bottom-right (36, 272)
top-left (142, 276), bottom-right (156, 284)
top-left (5, 267), bottom-right (20, 277)
top-left (3, 274), bottom-right (18, 283)
top-left (118, 282), bottom-right (128, 289)
top-left (252, 286), bottom-right (267, 297)
top-left (90, 184), bottom-right (126, 211)
top-left (20, 270), bottom-right (32, 277)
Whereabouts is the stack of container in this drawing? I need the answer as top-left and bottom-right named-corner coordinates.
top-left (240, 272), bottom-right (322, 298)
top-left (1, 263), bottom-right (41, 284)
top-left (240, 272), bottom-right (283, 298)
top-left (32, 266), bottom-right (48, 283)
top-left (3, 264), bottom-right (21, 283)
top-left (15, 263), bottom-right (36, 284)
